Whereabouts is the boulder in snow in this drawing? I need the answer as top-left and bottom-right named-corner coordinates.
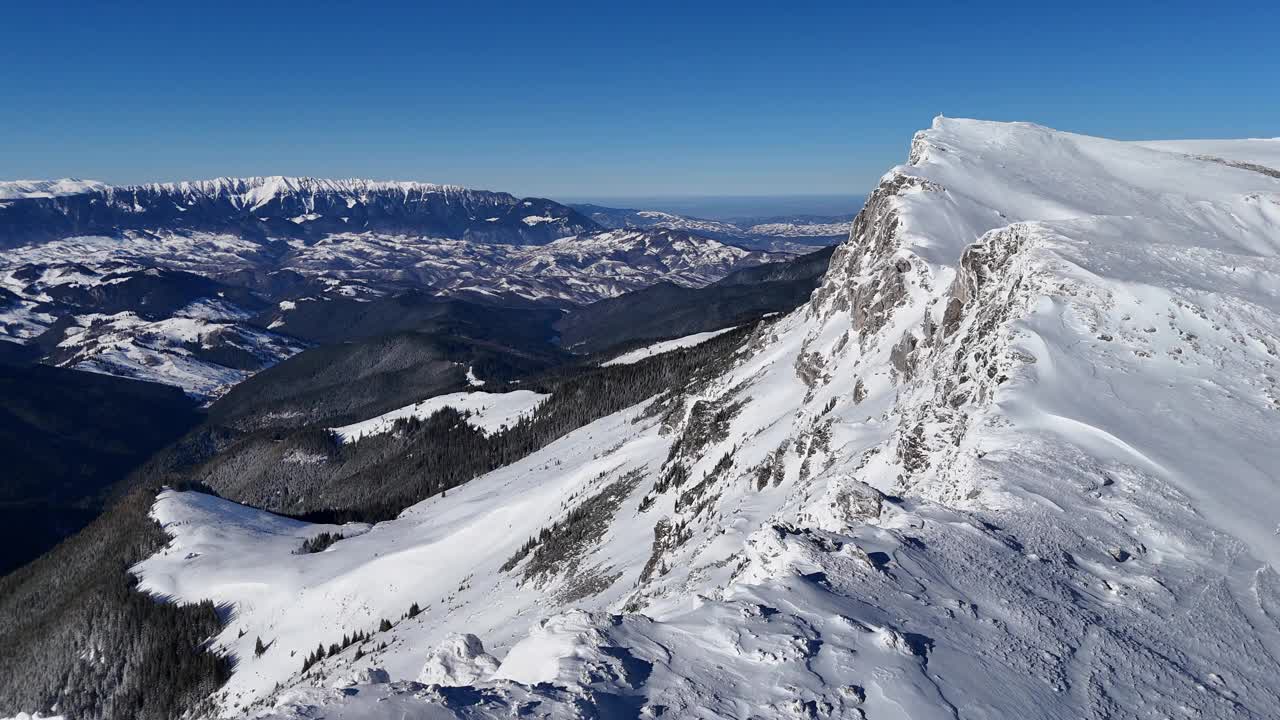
top-left (418, 633), bottom-right (499, 686)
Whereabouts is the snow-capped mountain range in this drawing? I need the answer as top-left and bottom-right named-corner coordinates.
top-left (127, 119), bottom-right (1280, 718)
top-left (0, 176), bottom-right (598, 248)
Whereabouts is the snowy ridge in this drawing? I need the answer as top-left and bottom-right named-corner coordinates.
top-left (1134, 138), bottom-right (1280, 170)
top-left (600, 326), bottom-right (737, 366)
top-left (1, 176), bottom-right (483, 205)
top-left (124, 175), bottom-right (473, 197)
top-left (0, 174), bottom-right (600, 252)
top-left (104, 176), bottom-right (496, 214)
top-left (330, 390), bottom-right (549, 444)
top-left (0, 179), bottom-right (108, 200)
top-left (137, 119), bottom-right (1280, 718)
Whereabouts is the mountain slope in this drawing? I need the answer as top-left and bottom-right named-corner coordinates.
top-left (23, 119), bottom-right (1280, 719)
top-left (0, 364), bottom-right (199, 574)
top-left (555, 244), bottom-right (834, 353)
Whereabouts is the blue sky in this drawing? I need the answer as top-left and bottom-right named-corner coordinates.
top-left (2, 1), bottom-right (1276, 198)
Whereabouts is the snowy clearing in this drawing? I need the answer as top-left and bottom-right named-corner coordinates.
top-left (329, 390), bottom-right (549, 444)
top-left (600, 326), bottom-right (737, 366)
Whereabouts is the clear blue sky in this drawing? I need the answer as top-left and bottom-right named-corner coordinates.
top-left (2, 1), bottom-right (1276, 198)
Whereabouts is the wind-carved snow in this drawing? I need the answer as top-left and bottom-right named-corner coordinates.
top-left (1135, 138), bottom-right (1280, 172)
top-left (137, 118), bottom-right (1280, 719)
top-left (600, 326), bottom-right (738, 366)
top-left (329, 390), bottom-right (549, 444)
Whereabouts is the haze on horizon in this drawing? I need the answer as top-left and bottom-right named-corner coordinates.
top-left (1, 1), bottom-right (1276, 198)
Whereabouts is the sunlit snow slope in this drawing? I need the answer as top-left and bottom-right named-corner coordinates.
top-left (330, 390), bottom-right (549, 444)
top-left (137, 118), bottom-right (1280, 719)
top-left (599, 326), bottom-right (738, 366)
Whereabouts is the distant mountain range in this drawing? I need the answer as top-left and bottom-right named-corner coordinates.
top-left (572, 203), bottom-right (854, 251)
top-left (0, 176), bottom-right (598, 248)
top-left (0, 177), bottom-right (856, 252)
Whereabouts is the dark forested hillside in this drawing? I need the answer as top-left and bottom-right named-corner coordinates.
top-left (251, 291), bottom-right (562, 347)
top-left (209, 293), bottom-right (568, 430)
top-left (555, 245), bottom-right (833, 353)
top-left (0, 432), bottom-right (234, 720)
top-left (211, 331), bottom-right (566, 431)
top-left (192, 321), bottom-right (763, 522)
top-left (0, 364), bottom-right (200, 575)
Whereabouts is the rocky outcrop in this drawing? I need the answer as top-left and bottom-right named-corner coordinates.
top-left (810, 173), bottom-right (941, 343)
top-left (419, 634), bottom-right (499, 687)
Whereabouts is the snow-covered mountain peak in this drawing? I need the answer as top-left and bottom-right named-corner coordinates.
top-left (119, 176), bottom-right (484, 205)
top-left (134, 120), bottom-right (1280, 718)
top-left (0, 174), bottom-right (601, 250)
top-left (0, 178), bottom-right (110, 200)
top-left (1, 176), bottom-right (484, 204)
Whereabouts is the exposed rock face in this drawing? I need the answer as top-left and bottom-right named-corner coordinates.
top-left (811, 173), bottom-right (941, 338)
